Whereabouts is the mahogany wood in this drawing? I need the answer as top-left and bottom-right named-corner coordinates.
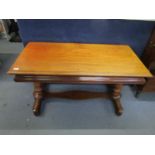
top-left (8, 42), bottom-right (152, 78)
top-left (44, 91), bottom-right (111, 100)
top-left (33, 82), bottom-right (44, 116)
top-left (32, 84), bottom-right (123, 116)
top-left (31, 83), bottom-right (124, 116)
top-left (8, 42), bottom-right (152, 116)
top-left (112, 84), bottom-right (123, 115)
top-left (14, 75), bottom-right (146, 116)
top-left (15, 74), bottom-right (146, 116)
top-left (14, 75), bottom-right (146, 85)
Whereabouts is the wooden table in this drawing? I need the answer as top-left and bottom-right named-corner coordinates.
top-left (8, 42), bottom-right (152, 116)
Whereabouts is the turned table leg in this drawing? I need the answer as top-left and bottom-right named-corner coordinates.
top-left (112, 84), bottom-right (123, 116)
top-left (33, 82), bottom-right (43, 116)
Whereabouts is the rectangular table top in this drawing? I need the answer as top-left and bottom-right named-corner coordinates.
top-left (8, 42), bottom-right (152, 77)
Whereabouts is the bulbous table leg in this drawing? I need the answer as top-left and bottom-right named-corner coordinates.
top-left (33, 82), bottom-right (43, 116)
top-left (112, 84), bottom-right (123, 116)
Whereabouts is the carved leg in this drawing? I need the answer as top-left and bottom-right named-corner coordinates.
top-left (33, 82), bottom-right (43, 116)
top-left (112, 84), bottom-right (123, 116)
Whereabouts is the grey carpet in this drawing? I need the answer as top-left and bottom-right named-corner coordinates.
top-left (0, 52), bottom-right (155, 134)
top-left (0, 40), bottom-right (155, 134)
top-left (0, 39), bottom-right (23, 54)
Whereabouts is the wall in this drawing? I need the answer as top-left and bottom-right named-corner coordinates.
top-left (18, 19), bottom-right (155, 56)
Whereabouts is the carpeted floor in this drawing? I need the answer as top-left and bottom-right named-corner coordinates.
top-left (0, 40), bottom-right (155, 134)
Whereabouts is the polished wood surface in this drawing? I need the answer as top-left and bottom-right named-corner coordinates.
top-left (14, 75), bottom-right (146, 84)
top-left (8, 42), bottom-right (152, 77)
top-left (14, 74), bottom-right (146, 116)
top-left (112, 84), bottom-right (123, 115)
top-left (30, 81), bottom-right (124, 116)
top-left (33, 82), bottom-right (43, 116)
top-left (8, 42), bottom-right (151, 116)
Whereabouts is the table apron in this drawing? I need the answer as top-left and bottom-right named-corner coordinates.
top-left (14, 75), bottom-right (146, 85)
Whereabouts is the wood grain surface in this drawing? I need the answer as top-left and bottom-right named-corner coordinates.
top-left (8, 42), bottom-right (152, 77)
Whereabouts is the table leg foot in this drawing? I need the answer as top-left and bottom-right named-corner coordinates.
top-left (113, 98), bottom-right (123, 116)
top-left (112, 84), bottom-right (123, 116)
top-left (33, 100), bottom-right (41, 116)
top-left (33, 82), bottom-right (43, 116)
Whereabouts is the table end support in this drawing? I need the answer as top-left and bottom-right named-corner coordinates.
top-left (33, 82), bottom-right (43, 116)
top-left (112, 84), bottom-right (123, 116)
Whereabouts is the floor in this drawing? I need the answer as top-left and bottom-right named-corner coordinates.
top-left (0, 39), bottom-right (155, 135)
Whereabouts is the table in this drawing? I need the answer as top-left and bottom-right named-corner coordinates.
top-left (8, 42), bottom-right (152, 116)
